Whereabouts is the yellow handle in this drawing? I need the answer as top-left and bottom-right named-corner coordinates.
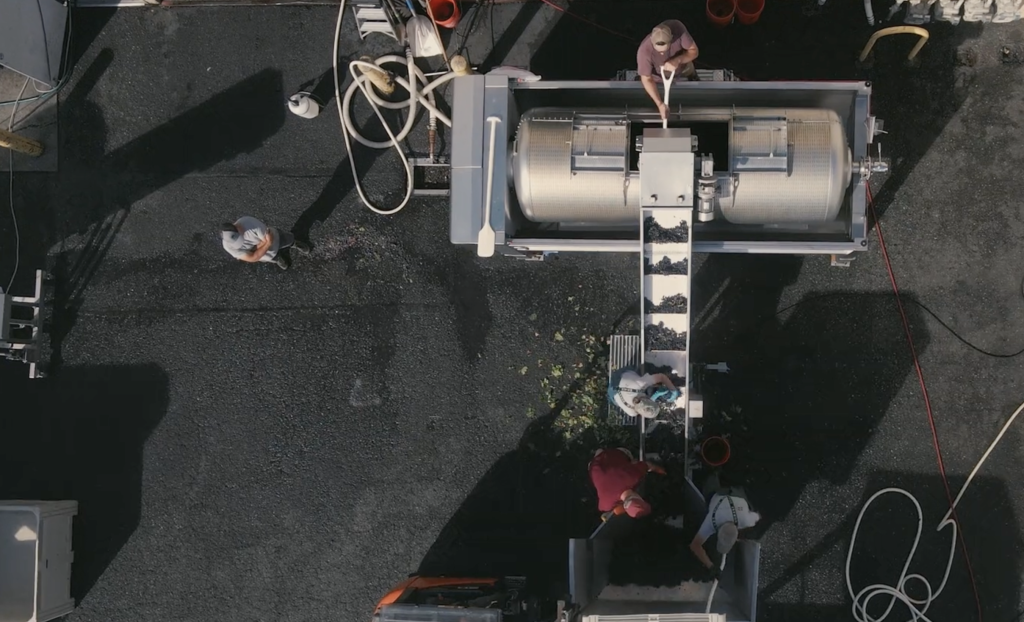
top-left (0, 127), bottom-right (44, 157)
top-left (859, 26), bottom-right (930, 63)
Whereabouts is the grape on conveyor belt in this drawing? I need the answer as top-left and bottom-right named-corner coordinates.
top-left (645, 322), bottom-right (688, 351)
top-left (644, 257), bottom-right (689, 275)
top-left (644, 294), bottom-right (688, 314)
top-left (643, 217), bottom-right (690, 244)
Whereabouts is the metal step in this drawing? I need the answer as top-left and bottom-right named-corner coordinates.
top-left (608, 334), bottom-right (641, 426)
top-left (351, 0), bottom-right (401, 41)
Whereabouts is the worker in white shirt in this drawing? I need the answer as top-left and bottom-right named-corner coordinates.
top-left (609, 369), bottom-right (679, 420)
top-left (689, 478), bottom-right (761, 578)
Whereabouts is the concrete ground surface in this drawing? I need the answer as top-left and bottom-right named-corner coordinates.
top-left (2, 3), bottom-right (1024, 622)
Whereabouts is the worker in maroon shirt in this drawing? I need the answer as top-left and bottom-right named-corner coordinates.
top-left (589, 448), bottom-right (666, 521)
top-left (637, 20), bottom-right (700, 120)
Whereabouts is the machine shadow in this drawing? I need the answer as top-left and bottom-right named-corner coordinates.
top-left (691, 256), bottom-right (930, 533)
top-left (0, 363), bottom-right (170, 603)
top-left (617, 255), bottom-right (931, 589)
top-left (416, 407), bottom-right (594, 599)
top-left (415, 299), bottom-right (642, 598)
top-left (527, 0), bottom-right (977, 225)
top-left (760, 471), bottom-right (1020, 622)
top-left (44, 53), bottom-right (286, 371)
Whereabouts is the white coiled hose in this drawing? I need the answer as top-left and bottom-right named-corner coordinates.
top-left (333, 0), bottom-right (457, 215)
top-left (846, 398), bottom-right (1024, 622)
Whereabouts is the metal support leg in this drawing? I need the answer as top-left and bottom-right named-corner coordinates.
top-left (1, 270), bottom-right (46, 378)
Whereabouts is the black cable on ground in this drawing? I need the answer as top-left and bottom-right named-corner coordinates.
top-left (764, 272), bottom-right (1024, 359)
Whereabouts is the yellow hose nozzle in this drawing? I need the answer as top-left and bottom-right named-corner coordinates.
top-left (358, 56), bottom-right (395, 95)
top-left (0, 128), bottom-right (44, 157)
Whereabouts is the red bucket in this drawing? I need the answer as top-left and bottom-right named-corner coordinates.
top-left (706, 0), bottom-right (737, 26)
top-left (737, 0), bottom-right (765, 24)
top-left (429, 0), bottom-right (461, 28)
top-left (701, 436), bottom-right (732, 467)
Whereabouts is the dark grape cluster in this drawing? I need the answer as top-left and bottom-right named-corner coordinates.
top-left (644, 294), bottom-right (688, 314)
top-left (646, 322), bottom-right (688, 351)
top-left (644, 217), bottom-right (689, 244)
top-left (644, 256), bottom-right (689, 275)
top-left (645, 364), bottom-right (685, 387)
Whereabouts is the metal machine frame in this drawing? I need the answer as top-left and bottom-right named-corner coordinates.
top-left (1, 270), bottom-right (46, 379)
top-left (450, 76), bottom-right (882, 261)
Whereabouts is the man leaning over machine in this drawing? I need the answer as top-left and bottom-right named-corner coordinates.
top-left (689, 474), bottom-right (762, 579)
top-left (637, 20), bottom-right (700, 120)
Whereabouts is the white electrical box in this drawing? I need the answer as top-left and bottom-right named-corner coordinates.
top-left (0, 501), bottom-right (78, 622)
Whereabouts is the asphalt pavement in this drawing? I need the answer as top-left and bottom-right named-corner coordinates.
top-left (2, 3), bottom-right (1024, 622)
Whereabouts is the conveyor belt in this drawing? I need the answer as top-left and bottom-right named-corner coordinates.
top-left (641, 209), bottom-right (692, 422)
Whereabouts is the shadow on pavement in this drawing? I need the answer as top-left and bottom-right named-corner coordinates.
top-left (43, 51), bottom-right (285, 372)
top-left (415, 300), bottom-right (640, 598)
top-left (0, 363), bottom-right (169, 603)
top-left (690, 255), bottom-right (929, 533)
top-left (415, 405), bottom-right (597, 600)
top-left (760, 471), bottom-right (1020, 622)
top-left (413, 254), bottom-right (932, 595)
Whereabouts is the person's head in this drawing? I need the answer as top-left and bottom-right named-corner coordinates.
top-left (632, 394), bottom-right (661, 419)
top-left (651, 23), bottom-right (674, 52)
top-left (621, 490), bottom-right (652, 518)
top-left (716, 522), bottom-right (739, 554)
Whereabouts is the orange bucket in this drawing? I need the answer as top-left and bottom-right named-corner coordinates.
top-left (429, 0), bottom-right (461, 28)
top-left (737, 0), bottom-right (765, 24)
top-left (701, 436), bottom-right (731, 467)
top-left (706, 0), bottom-right (737, 26)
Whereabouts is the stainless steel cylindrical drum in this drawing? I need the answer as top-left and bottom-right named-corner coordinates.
top-left (512, 113), bottom-right (639, 224)
top-left (511, 108), bottom-right (852, 226)
top-left (719, 108), bottom-right (851, 224)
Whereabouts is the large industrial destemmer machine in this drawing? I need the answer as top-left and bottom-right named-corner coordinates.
top-left (372, 72), bottom-right (890, 622)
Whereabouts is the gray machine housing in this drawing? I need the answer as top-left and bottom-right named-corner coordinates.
top-left (450, 75), bottom-right (879, 259)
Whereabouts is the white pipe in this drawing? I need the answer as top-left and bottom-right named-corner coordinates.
top-left (845, 398), bottom-right (1024, 622)
top-left (705, 555), bottom-right (727, 614)
top-left (333, 0), bottom-right (457, 215)
top-left (865, 0), bottom-right (876, 25)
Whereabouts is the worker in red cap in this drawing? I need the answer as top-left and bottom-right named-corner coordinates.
top-left (589, 448), bottom-right (666, 521)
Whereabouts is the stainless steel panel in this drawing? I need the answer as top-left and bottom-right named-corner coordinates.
top-left (483, 75), bottom-right (511, 244)
top-left (640, 128), bottom-right (695, 208)
top-left (569, 538), bottom-right (594, 612)
top-left (509, 238), bottom-right (865, 255)
top-left (731, 116), bottom-right (788, 172)
top-left (451, 75), bottom-right (485, 168)
top-left (450, 168), bottom-right (483, 245)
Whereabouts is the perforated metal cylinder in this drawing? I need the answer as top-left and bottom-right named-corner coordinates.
top-left (511, 108), bottom-right (852, 226)
top-left (721, 108), bottom-right (851, 224)
top-left (512, 113), bottom-right (639, 223)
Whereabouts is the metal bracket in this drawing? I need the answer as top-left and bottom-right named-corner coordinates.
top-left (410, 157), bottom-right (450, 198)
top-left (831, 254), bottom-right (856, 268)
top-left (1, 269), bottom-right (46, 378)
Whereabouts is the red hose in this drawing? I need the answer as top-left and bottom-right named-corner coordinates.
top-left (867, 182), bottom-right (983, 622)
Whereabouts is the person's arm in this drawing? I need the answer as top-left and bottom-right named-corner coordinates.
top-left (239, 230), bottom-right (274, 262)
top-left (668, 42), bottom-right (699, 68)
top-left (689, 534), bottom-right (716, 569)
top-left (640, 75), bottom-right (667, 118)
top-left (650, 373), bottom-right (676, 390)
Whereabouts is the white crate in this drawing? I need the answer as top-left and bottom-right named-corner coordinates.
top-left (0, 501), bottom-right (78, 622)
